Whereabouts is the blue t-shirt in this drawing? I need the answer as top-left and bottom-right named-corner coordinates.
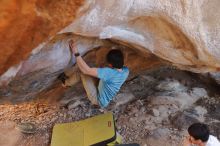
top-left (97, 67), bottom-right (129, 108)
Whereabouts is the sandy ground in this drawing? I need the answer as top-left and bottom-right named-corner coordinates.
top-left (0, 67), bottom-right (219, 146)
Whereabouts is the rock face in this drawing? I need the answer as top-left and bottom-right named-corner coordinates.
top-left (0, 0), bottom-right (84, 75)
top-left (1, 1), bottom-right (220, 101)
top-left (62, 0), bottom-right (220, 73)
top-left (1, 2), bottom-right (220, 145)
top-left (1, 1), bottom-right (220, 75)
top-left (0, 34), bottom-right (161, 103)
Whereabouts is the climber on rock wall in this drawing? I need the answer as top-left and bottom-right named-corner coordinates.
top-left (183, 123), bottom-right (220, 146)
top-left (58, 40), bottom-right (129, 108)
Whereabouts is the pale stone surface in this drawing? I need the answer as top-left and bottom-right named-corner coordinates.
top-left (62, 0), bottom-right (220, 72)
top-left (151, 109), bottom-right (160, 117)
top-left (0, 34), bottom-right (111, 86)
top-left (1, 0), bottom-right (220, 87)
top-left (150, 80), bottom-right (207, 109)
top-left (67, 100), bottom-right (82, 110)
top-left (114, 92), bottom-right (136, 107)
top-left (156, 80), bottom-right (187, 92)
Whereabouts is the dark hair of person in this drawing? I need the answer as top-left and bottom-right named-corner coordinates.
top-left (188, 123), bottom-right (210, 142)
top-left (107, 49), bottom-right (124, 69)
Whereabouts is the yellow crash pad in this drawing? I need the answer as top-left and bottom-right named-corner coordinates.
top-left (51, 113), bottom-right (116, 146)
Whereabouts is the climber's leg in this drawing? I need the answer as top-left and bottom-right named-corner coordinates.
top-left (63, 67), bottom-right (81, 87)
top-left (80, 74), bottom-right (99, 105)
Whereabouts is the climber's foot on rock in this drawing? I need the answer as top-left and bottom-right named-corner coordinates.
top-left (58, 73), bottom-right (70, 88)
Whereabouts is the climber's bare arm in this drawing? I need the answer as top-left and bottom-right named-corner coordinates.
top-left (69, 40), bottom-right (98, 78)
top-left (75, 56), bottom-right (98, 77)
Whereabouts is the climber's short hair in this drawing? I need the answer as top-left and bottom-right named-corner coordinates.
top-left (188, 123), bottom-right (210, 142)
top-left (106, 49), bottom-right (124, 69)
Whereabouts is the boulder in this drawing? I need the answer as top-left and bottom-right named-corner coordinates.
top-left (114, 92), bottom-right (136, 107)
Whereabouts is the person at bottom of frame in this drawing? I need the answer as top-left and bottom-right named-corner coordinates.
top-left (183, 123), bottom-right (220, 146)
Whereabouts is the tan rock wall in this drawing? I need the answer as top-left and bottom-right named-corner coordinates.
top-left (0, 0), bottom-right (84, 75)
top-left (1, 0), bottom-right (220, 86)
